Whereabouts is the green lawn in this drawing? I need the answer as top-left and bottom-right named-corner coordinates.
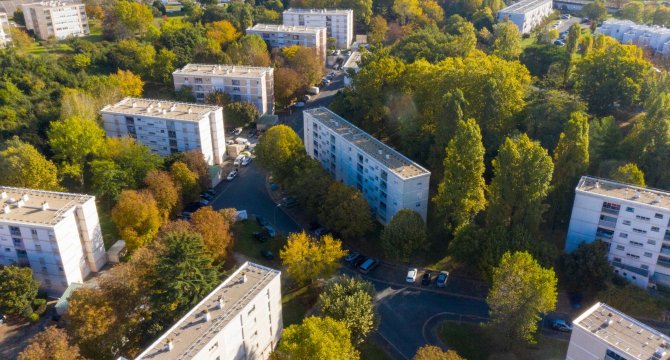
top-left (98, 206), bottom-right (119, 250)
top-left (358, 341), bottom-right (392, 360)
top-left (232, 220), bottom-right (286, 267)
top-left (281, 284), bottom-right (318, 326)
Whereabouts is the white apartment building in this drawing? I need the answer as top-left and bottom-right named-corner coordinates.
top-left (246, 24), bottom-right (327, 62)
top-left (565, 176), bottom-right (670, 289)
top-left (497, 0), bottom-right (553, 34)
top-left (100, 98), bottom-right (226, 165)
top-left (303, 107), bottom-right (431, 224)
top-left (136, 262), bottom-right (282, 360)
top-left (0, 12), bottom-right (10, 48)
top-left (567, 302), bottom-right (670, 360)
top-left (0, 187), bottom-right (107, 296)
top-left (22, 0), bottom-right (89, 40)
top-left (173, 64), bottom-right (274, 114)
top-left (283, 8), bottom-right (354, 49)
top-left (597, 19), bottom-right (670, 56)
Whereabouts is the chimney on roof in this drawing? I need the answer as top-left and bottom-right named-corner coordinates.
top-left (16, 199), bottom-right (24, 208)
top-left (654, 194), bottom-right (661, 204)
top-left (0, 191), bottom-right (6, 199)
top-left (162, 109), bottom-right (167, 115)
top-left (170, 104), bottom-right (176, 112)
top-left (157, 102), bottom-right (162, 108)
top-left (385, 154), bottom-right (390, 160)
top-left (204, 310), bottom-right (211, 322)
top-left (131, 101), bottom-right (137, 108)
top-left (217, 296), bottom-right (224, 310)
top-left (21, 194), bottom-right (29, 202)
top-left (634, 190), bottom-right (640, 199)
top-left (41, 202), bottom-right (49, 211)
top-left (164, 339), bottom-right (174, 352)
top-left (242, 273), bottom-right (247, 283)
top-left (2, 205), bottom-right (9, 214)
top-left (187, 107), bottom-right (192, 114)
top-left (378, 150), bottom-right (382, 155)
top-left (595, 181), bottom-right (600, 189)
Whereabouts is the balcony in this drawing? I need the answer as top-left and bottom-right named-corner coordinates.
top-left (598, 219), bottom-right (617, 229)
top-left (596, 227), bottom-right (614, 240)
top-left (657, 256), bottom-right (670, 268)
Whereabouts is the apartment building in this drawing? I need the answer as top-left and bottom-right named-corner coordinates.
top-left (283, 8), bottom-right (354, 49)
top-left (0, 12), bottom-right (10, 48)
top-left (303, 107), bottom-right (431, 224)
top-left (565, 176), bottom-right (670, 289)
top-left (100, 98), bottom-right (226, 165)
top-left (567, 302), bottom-right (670, 360)
top-left (0, 187), bottom-right (107, 296)
top-left (246, 24), bottom-right (327, 61)
top-left (597, 19), bottom-right (670, 56)
top-left (173, 64), bottom-right (274, 114)
top-left (22, 0), bottom-right (89, 40)
top-left (135, 262), bottom-right (282, 360)
top-left (497, 0), bottom-right (553, 34)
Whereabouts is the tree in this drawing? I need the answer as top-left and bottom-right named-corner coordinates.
top-left (520, 44), bottom-right (566, 78)
top-left (0, 266), bottom-right (39, 318)
top-left (274, 67), bottom-right (303, 108)
top-left (380, 209), bottom-right (427, 261)
top-left (144, 170), bottom-right (181, 220)
top-left (89, 159), bottom-right (128, 203)
top-left (413, 345), bottom-right (464, 360)
top-left (486, 134), bottom-right (554, 235)
top-left (620, 2), bottom-right (644, 23)
top-left (610, 163), bottom-right (646, 186)
top-left (206, 20), bottom-right (240, 49)
top-left (18, 327), bottom-right (84, 360)
top-left (224, 101), bottom-right (260, 128)
top-left (0, 138), bottom-right (61, 191)
top-left (392, 0), bottom-right (422, 25)
top-left (255, 125), bottom-right (305, 182)
top-left (492, 21), bottom-right (522, 60)
top-left (280, 45), bottom-right (324, 87)
top-left (560, 241), bottom-right (612, 292)
top-left (368, 15), bottom-right (388, 44)
top-left (101, 138), bottom-right (162, 188)
top-left (433, 119), bottom-right (486, 231)
top-left (284, 159), bottom-right (332, 214)
top-left (318, 276), bottom-right (376, 345)
top-left (280, 232), bottom-right (346, 286)
top-left (110, 39), bottom-right (155, 76)
top-left (111, 190), bottom-right (162, 251)
top-left (274, 316), bottom-right (359, 360)
top-left (178, 150), bottom-right (211, 190)
top-left (109, 70), bottom-right (144, 97)
top-left (152, 48), bottom-right (177, 84)
top-left (191, 206), bottom-right (233, 263)
top-left (487, 251), bottom-right (557, 349)
top-left (581, 0), bottom-right (608, 22)
top-left (170, 161), bottom-right (200, 203)
top-left (227, 35), bottom-right (271, 67)
top-left (391, 23), bottom-right (476, 63)
top-left (319, 182), bottom-right (373, 239)
top-left (589, 116), bottom-right (623, 166)
top-left (8, 27), bottom-right (34, 51)
top-left (107, 1), bottom-right (154, 38)
top-left (48, 115), bottom-right (105, 186)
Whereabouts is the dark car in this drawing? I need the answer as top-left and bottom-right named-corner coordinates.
top-left (281, 196), bottom-right (298, 208)
top-left (261, 250), bottom-right (275, 260)
top-left (253, 231), bottom-right (269, 243)
top-left (256, 215), bottom-right (268, 227)
top-left (200, 192), bottom-right (214, 201)
top-left (421, 272), bottom-right (432, 286)
top-left (551, 319), bottom-right (573, 332)
top-left (353, 255), bottom-right (368, 268)
top-left (344, 251), bottom-right (360, 263)
top-left (358, 258), bottom-right (378, 274)
top-left (180, 202), bottom-right (203, 219)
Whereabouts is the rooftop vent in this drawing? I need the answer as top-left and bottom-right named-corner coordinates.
top-left (655, 348), bottom-right (667, 359)
top-left (217, 296), bottom-right (224, 310)
top-left (242, 273), bottom-right (247, 283)
top-left (0, 191), bottom-right (6, 199)
top-left (634, 190), bottom-right (641, 199)
top-left (162, 109), bottom-right (167, 115)
top-left (21, 194), bottom-right (29, 202)
top-left (385, 154), bottom-right (390, 160)
top-left (204, 310), bottom-right (211, 322)
top-left (2, 205), bottom-right (9, 214)
top-left (164, 339), bottom-right (174, 352)
top-left (604, 318), bottom-right (613, 327)
top-left (187, 107), bottom-right (192, 114)
top-left (378, 150), bottom-right (382, 155)
top-left (41, 202), bottom-right (49, 211)
top-left (170, 104), bottom-right (176, 112)
top-left (131, 101), bottom-right (137, 108)
top-left (595, 181), bottom-right (600, 189)
top-left (654, 194), bottom-right (661, 204)
top-left (16, 199), bottom-right (24, 208)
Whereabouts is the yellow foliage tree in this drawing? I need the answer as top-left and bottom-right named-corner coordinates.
top-left (191, 206), bottom-right (233, 263)
top-left (280, 232), bottom-right (346, 285)
top-left (110, 69), bottom-right (144, 97)
top-left (170, 161), bottom-right (200, 203)
top-left (206, 20), bottom-right (240, 48)
top-left (111, 190), bottom-right (162, 251)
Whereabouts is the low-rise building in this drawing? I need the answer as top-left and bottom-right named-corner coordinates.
top-left (100, 98), bottom-right (226, 165)
top-left (282, 8), bottom-right (354, 49)
top-left (597, 19), bottom-right (670, 55)
top-left (497, 0), bottom-right (553, 34)
top-left (22, 0), bottom-right (89, 40)
top-left (246, 24), bottom-right (327, 61)
top-left (0, 12), bottom-right (10, 47)
top-left (565, 176), bottom-right (670, 289)
top-left (0, 187), bottom-right (107, 296)
top-left (303, 107), bottom-right (431, 224)
top-left (173, 64), bottom-right (274, 114)
top-left (567, 302), bottom-right (670, 360)
top-left (135, 262), bottom-right (282, 360)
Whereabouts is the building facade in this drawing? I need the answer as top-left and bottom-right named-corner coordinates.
top-left (497, 0), bottom-right (553, 34)
top-left (303, 107), bottom-right (431, 225)
top-left (100, 98), bottom-right (226, 165)
top-left (22, 0), bottom-right (89, 40)
top-left (597, 19), bottom-right (670, 56)
top-left (173, 64), bottom-right (274, 114)
top-left (565, 176), bottom-right (670, 289)
top-left (246, 24), bottom-right (327, 62)
top-left (0, 12), bottom-right (10, 48)
top-left (567, 302), bottom-right (670, 360)
top-left (282, 8), bottom-right (353, 49)
top-left (136, 262), bottom-right (282, 360)
top-left (0, 187), bottom-right (107, 296)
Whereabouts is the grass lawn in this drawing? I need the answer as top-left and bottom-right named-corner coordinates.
top-left (232, 220), bottom-right (286, 268)
top-left (358, 341), bottom-right (391, 360)
top-left (98, 207), bottom-right (119, 250)
top-left (281, 284), bottom-right (318, 326)
top-left (521, 32), bottom-right (538, 49)
top-left (439, 322), bottom-right (568, 360)
top-left (82, 18), bottom-right (103, 43)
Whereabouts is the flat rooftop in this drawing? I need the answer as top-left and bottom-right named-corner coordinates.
top-left (0, 187), bottom-right (92, 226)
top-left (173, 64), bottom-right (273, 78)
top-left (574, 303), bottom-right (670, 360)
top-left (499, 0), bottom-right (551, 14)
top-left (601, 19), bottom-right (670, 35)
top-left (23, 0), bottom-right (82, 8)
top-left (577, 176), bottom-right (670, 210)
top-left (100, 97), bottom-right (220, 123)
top-left (305, 107), bottom-right (430, 180)
top-left (247, 23), bottom-right (325, 34)
top-left (342, 51), bottom-right (361, 70)
top-left (284, 8), bottom-right (352, 15)
top-left (136, 262), bottom-right (280, 360)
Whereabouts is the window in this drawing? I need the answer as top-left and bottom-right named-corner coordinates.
top-left (30, 229), bottom-right (37, 235)
top-left (648, 239), bottom-right (657, 245)
top-left (619, 232), bottom-right (628, 238)
top-left (641, 264), bottom-right (649, 270)
top-left (652, 226), bottom-right (660, 232)
top-left (633, 228), bottom-right (647, 234)
top-left (613, 257), bottom-right (622, 262)
top-left (626, 207), bottom-right (635, 212)
top-left (623, 220), bottom-right (631, 225)
top-left (616, 245), bottom-right (625, 250)
top-left (636, 215), bottom-right (650, 221)
top-left (232, 79), bottom-right (240, 85)
top-left (655, 213), bottom-right (664, 219)
top-left (644, 252), bottom-right (653, 257)
top-left (629, 240), bottom-right (643, 247)
top-left (626, 253), bottom-right (640, 259)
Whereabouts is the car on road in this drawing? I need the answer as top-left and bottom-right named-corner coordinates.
top-left (294, 102), bottom-right (305, 108)
top-left (406, 268), bottom-right (418, 283)
top-left (261, 250), bottom-right (275, 260)
top-left (353, 255), bottom-right (368, 268)
top-left (281, 196), bottom-right (298, 208)
top-left (560, 14), bottom-right (571, 19)
top-left (344, 251), bottom-right (360, 263)
top-left (302, 95), bottom-right (311, 102)
top-left (253, 231), bottom-right (269, 242)
top-left (226, 169), bottom-right (239, 181)
top-left (358, 258), bottom-right (378, 274)
top-left (551, 319), bottom-right (573, 332)
top-left (233, 127), bottom-right (243, 136)
top-left (436, 271), bottom-right (449, 288)
top-left (256, 215), bottom-right (268, 227)
top-left (554, 39), bottom-right (565, 46)
top-left (421, 272), bottom-right (432, 286)
top-left (241, 156), bottom-right (252, 166)
top-left (264, 225), bottom-right (277, 237)
top-left (233, 155), bottom-right (245, 166)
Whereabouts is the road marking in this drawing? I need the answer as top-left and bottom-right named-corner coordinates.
top-left (421, 312), bottom-right (487, 349)
top-left (374, 330), bottom-right (410, 360)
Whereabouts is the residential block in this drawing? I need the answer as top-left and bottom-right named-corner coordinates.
top-left (246, 24), bottom-right (327, 62)
top-left (22, 0), bottom-right (89, 40)
top-left (0, 12), bottom-right (10, 47)
top-left (597, 19), bottom-right (670, 56)
top-left (497, 0), bottom-right (553, 34)
top-left (282, 8), bottom-right (354, 49)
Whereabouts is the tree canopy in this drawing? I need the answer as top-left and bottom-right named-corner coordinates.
top-left (274, 316), bottom-right (360, 360)
top-left (318, 276), bottom-right (377, 344)
top-left (280, 232), bottom-right (346, 285)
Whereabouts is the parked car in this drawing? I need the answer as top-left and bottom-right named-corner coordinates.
top-left (406, 268), bottom-right (418, 283)
top-left (261, 250), bottom-right (275, 260)
top-left (264, 225), bottom-right (277, 237)
top-left (256, 215), bottom-right (268, 227)
top-left (344, 251), bottom-right (360, 263)
top-left (308, 86), bottom-right (320, 95)
top-left (281, 196), bottom-right (298, 208)
top-left (233, 155), bottom-right (245, 166)
top-left (294, 102), bottom-right (305, 108)
top-left (358, 258), bottom-right (378, 274)
top-left (198, 197), bottom-right (210, 206)
top-left (436, 271), bottom-right (449, 288)
top-left (233, 127), bottom-right (243, 136)
top-left (253, 231), bottom-right (269, 242)
top-left (201, 192), bottom-right (214, 201)
top-left (421, 272), bottom-right (432, 286)
top-left (560, 14), bottom-right (571, 19)
top-left (353, 255), bottom-right (368, 268)
top-left (315, 227), bottom-right (330, 237)
top-left (551, 319), bottom-right (573, 332)
top-left (226, 169), bottom-right (239, 181)
top-left (554, 40), bottom-right (565, 46)
top-left (180, 202), bottom-right (203, 220)
top-left (302, 94), bottom-right (311, 102)
top-left (241, 156), bottom-right (252, 166)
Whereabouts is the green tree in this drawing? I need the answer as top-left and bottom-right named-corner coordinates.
top-left (0, 266), bottom-right (39, 318)
top-left (620, 2), bottom-right (644, 23)
top-left (380, 209), bottom-right (427, 262)
top-left (152, 48), bottom-right (177, 84)
top-left (48, 116), bottom-right (105, 186)
top-left (487, 251), bottom-right (557, 349)
top-left (284, 159), bottom-right (332, 215)
top-left (610, 163), bottom-right (646, 186)
top-left (255, 125), bottom-right (305, 182)
top-left (111, 190), bottom-right (162, 251)
top-left (433, 119), bottom-right (486, 231)
top-left (589, 116), bottom-right (623, 167)
top-left (110, 1), bottom-right (155, 38)
top-left (560, 241), bottom-right (612, 292)
top-left (101, 137), bottom-right (162, 188)
top-left (18, 326), bottom-right (84, 360)
top-left (227, 35), bottom-right (271, 67)
top-left (280, 232), bottom-right (346, 286)
top-left (224, 101), bottom-right (260, 128)
top-left (89, 159), bottom-right (128, 204)
top-left (170, 161), bottom-right (200, 203)
top-left (319, 182), bottom-right (373, 240)
top-left (110, 39), bottom-right (156, 77)
top-left (0, 138), bottom-right (61, 191)
top-left (274, 316), bottom-right (359, 360)
top-left (413, 345), bottom-right (464, 360)
top-left (318, 276), bottom-right (377, 345)
top-left (391, 24), bottom-right (476, 63)
top-left (368, 15), bottom-right (388, 44)
top-left (492, 21), bottom-right (522, 60)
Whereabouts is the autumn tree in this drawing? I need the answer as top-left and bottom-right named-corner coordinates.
top-left (170, 161), bottom-right (200, 203)
top-left (280, 45), bottom-right (324, 87)
top-left (227, 35), bottom-right (271, 66)
top-left (274, 316), bottom-right (359, 360)
top-left (487, 251), bottom-right (557, 349)
top-left (48, 115), bottom-right (105, 186)
top-left (18, 327), bottom-right (84, 360)
top-left (191, 206), bottom-right (233, 263)
top-left (255, 125), bottom-right (305, 182)
top-left (176, 150), bottom-right (211, 190)
top-left (0, 266), bottom-right (39, 318)
top-left (106, 1), bottom-right (155, 39)
top-left (492, 21), bottom-right (522, 60)
top-left (413, 345), bottom-right (464, 360)
top-left (206, 20), bottom-right (240, 49)
top-left (144, 170), bottom-right (181, 220)
top-left (380, 209), bottom-right (427, 262)
top-left (368, 15), bottom-right (388, 44)
top-left (109, 69), bottom-right (144, 97)
top-left (319, 182), bottom-right (373, 240)
top-left (433, 119), bottom-right (486, 231)
top-left (280, 232), bottom-right (346, 285)
top-left (318, 276), bottom-right (377, 345)
top-left (274, 67), bottom-right (303, 108)
top-left (111, 190), bottom-right (162, 251)
top-left (0, 138), bottom-right (61, 191)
